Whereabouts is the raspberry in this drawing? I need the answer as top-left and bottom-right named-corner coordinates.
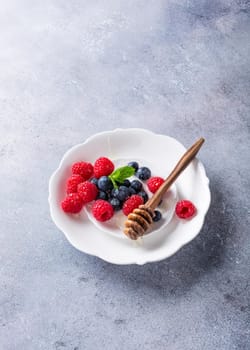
top-left (175, 200), bottom-right (196, 219)
top-left (122, 195), bottom-right (144, 216)
top-left (61, 193), bottom-right (83, 213)
top-left (77, 181), bottom-right (98, 203)
top-left (92, 199), bottom-right (114, 222)
top-left (147, 176), bottom-right (164, 193)
top-left (93, 157), bottom-right (114, 178)
top-left (72, 162), bottom-right (93, 180)
top-left (66, 174), bottom-right (84, 194)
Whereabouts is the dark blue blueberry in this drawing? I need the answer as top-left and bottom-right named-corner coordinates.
top-left (129, 187), bottom-right (137, 195)
top-left (122, 179), bottom-right (131, 187)
top-left (119, 185), bottom-right (130, 193)
top-left (97, 176), bottom-right (113, 192)
top-left (97, 191), bottom-right (109, 200)
top-left (136, 167), bottom-right (151, 181)
top-left (153, 210), bottom-right (162, 222)
top-left (109, 198), bottom-right (122, 211)
top-left (130, 179), bottom-right (142, 192)
top-left (128, 161), bottom-right (139, 172)
top-left (111, 188), bottom-right (118, 198)
top-left (90, 177), bottom-right (98, 186)
top-left (115, 186), bottom-right (130, 202)
top-left (138, 191), bottom-right (148, 203)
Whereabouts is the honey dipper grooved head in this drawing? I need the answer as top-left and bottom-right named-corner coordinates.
top-left (127, 213), bottom-right (149, 231)
top-left (123, 205), bottom-right (154, 240)
top-left (125, 219), bottom-right (144, 236)
top-left (124, 227), bottom-right (139, 240)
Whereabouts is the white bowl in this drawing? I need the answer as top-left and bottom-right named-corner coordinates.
top-left (48, 128), bottom-right (211, 265)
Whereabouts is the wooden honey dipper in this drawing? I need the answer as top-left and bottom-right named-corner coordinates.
top-left (123, 138), bottom-right (205, 240)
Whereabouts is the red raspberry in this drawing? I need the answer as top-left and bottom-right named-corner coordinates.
top-left (175, 200), bottom-right (196, 219)
top-left (61, 193), bottom-right (83, 213)
top-left (93, 157), bottom-right (114, 178)
top-left (77, 181), bottom-right (98, 203)
top-left (66, 174), bottom-right (84, 194)
top-left (147, 176), bottom-right (164, 193)
top-left (122, 195), bottom-right (144, 216)
top-left (72, 162), bottom-right (93, 180)
top-left (92, 199), bottom-right (114, 222)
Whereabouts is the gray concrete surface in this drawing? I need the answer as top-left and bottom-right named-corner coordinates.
top-left (0, 1), bottom-right (250, 349)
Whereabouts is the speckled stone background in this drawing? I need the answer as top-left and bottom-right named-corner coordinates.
top-left (1, 1), bottom-right (250, 349)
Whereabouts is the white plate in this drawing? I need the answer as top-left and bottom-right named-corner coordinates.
top-left (48, 128), bottom-right (211, 265)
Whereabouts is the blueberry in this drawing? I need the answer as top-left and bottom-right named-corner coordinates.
top-left (122, 179), bottom-right (131, 187)
top-left (136, 167), bottom-right (151, 181)
top-left (129, 187), bottom-right (137, 195)
top-left (128, 161), bottom-right (139, 172)
top-left (97, 176), bottom-right (113, 192)
top-left (153, 210), bottom-right (162, 222)
top-left (138, 191), bottom-right (149, 203)
top-left (109, 198), bottom-right (122, 211)
top-left (90, 177), bottom-right (98, 186)
top-left (115, 186), bottom-right (130, 202)
top-left (119, 185), bottom-right (130, 192)
top-left (97, 191), bottom-right (109, 200)
top-left (111, 188), bottom-right (118, 198)
top-left (130, 179), bottom-right (142, 192)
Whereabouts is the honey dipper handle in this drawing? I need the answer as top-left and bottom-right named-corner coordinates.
top-left (145, 138), bottom-right (205, 210)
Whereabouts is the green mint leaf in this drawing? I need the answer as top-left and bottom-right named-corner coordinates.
top-left (109, 166), bottom-right (135, 184)
top-left (111, 169), bottom-right (121, 180)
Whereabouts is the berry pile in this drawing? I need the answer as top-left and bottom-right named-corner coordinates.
top-left (61, 157), bottom-right (166, 222)
top-left (88, 161), bottom-right (152, 219)
top-left (175, 200), bottom-right (196, 219)
top-left (61, 156), bottom-right (197, 224)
